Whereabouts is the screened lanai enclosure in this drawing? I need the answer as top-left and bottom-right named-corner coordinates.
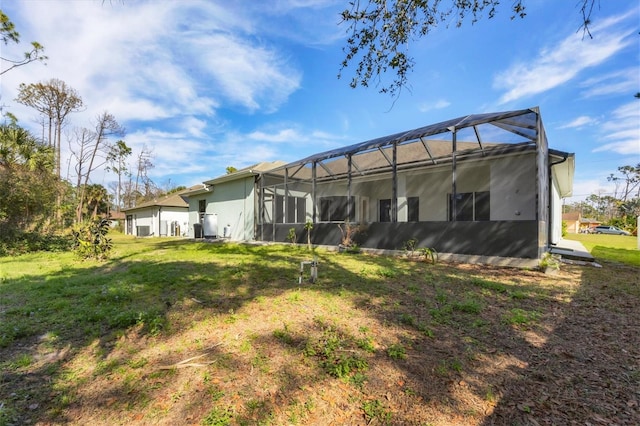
top-left (258, 107), bottom-right (574, 260)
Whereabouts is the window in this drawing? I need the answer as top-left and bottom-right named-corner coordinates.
top-left (275, 195), bottom-right (284, 223)
top-left (286, 196), bottom-right (307, 223)
top-left (448, 191), bottom-right (490, 221)
top-left (379, 199), bottom-right (391, 222)
top-left (296, 197), bottom-right (306, 223)
top-left (198, 200), bottom-right (206, 223)
top-left (286, 196), bottom-right (296, 223)
top-left (407, 197), bottom-right (419, 222)
top-left (319, 196), bottom-right (355, 222)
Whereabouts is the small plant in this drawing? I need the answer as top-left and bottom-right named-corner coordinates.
top-left (304, 323), bottom-right (369, 379)
top-left (485, 386), bottom-right (497, 403)
top-left (362, 399), bottom-right (392, 424)
top-left (286, 227), bottom-right (297, 244)
top-left (323, 354), bottom-right (368, 378)
top-left (435, 359), bottom-right (463, 376)
top-left (72, 218), bottom-right (112, 260)
top-left (136, 311), bottom-right (166, 336)
top-left (399, 313), bottom-right (416, 327)
top-left (304, 220), bottom-right (313, 250)
top-left (420, 247), bottom-right (438, 264)
top-left (539, 252), bottom-right (561, 273)
top-left (418, 324), bottom-right (435, 338)
top-left (202, 407), bottom-right (233, 426)
top-left (356, 336), bottom-right (375, 353)
top-left (337, 220), bottom-right (362, 251)
top-left (453, 298), bottom-right (483, 314)
top-left (349, 371), bottom-right (367, 388)
top-left (503, 308), bottom-right (540, 325)
top-left (387, 343), bottom-right (407, 360)
top-left (403, 238), bottom-right (418, 257)
top-left (273, 324), bottom-right (295, 345)
top-left (450, 358), bottom-right (463, 372)
top-left (377, 267), bottom-right (398, 278)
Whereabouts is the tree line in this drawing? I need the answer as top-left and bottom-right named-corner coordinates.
top-left (564, 164), bottom-right (640, 232)
top-left (0, 77), bottom-right (180, 253)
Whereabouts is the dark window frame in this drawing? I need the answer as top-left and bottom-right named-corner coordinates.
top-left (407, 197), bottom-right (419, 222)
top-left (319, 196), bottom-right (355, 222)
top-left (379, 199), bottom-right (391, 222)
top-left (448, 191), bottom-right (490, 221)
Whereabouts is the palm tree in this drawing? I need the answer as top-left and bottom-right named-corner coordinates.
top-left (79, 184), bottom-right (110, 222)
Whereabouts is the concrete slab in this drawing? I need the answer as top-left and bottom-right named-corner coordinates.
top-left (550, 239), bottom-right (595, 262)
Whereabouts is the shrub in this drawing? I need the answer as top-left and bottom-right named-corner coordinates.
top-left (72, 218), bottom-right (112, 260)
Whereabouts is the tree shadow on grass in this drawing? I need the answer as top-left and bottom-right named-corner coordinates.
top-left (2, 238), bottom-right (637, 424)
top-left (481, 260), bottom-right (640, 425)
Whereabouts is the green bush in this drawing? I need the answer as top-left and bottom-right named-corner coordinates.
top-left (72, 218), bottom-right (112, 260)
top-left (0, 230), bottom-right (72, 257)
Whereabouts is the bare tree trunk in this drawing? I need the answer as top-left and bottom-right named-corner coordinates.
top-left (76, 112), bottom-right (123, 223)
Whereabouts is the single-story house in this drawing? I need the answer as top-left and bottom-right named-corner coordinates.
top-left (257, 107), bottom-right (574, 261)
top-left (107, 210), bottom-right (126, 228)
top-left (562, 212), bottom-right (600, 233)
top-left (188, 107), bottom-right (573, 263)
top-left (184, 161), bottom-right (286, 239)
top-left (122, 190), bottom-right (191, 237)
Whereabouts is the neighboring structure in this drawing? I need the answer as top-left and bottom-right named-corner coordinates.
top-left (107, 210), bottom-right (126, 229)
top-left (562, 212), bottom-right (600, 233)
top-left (122, 190), bottom-right (190, 237)
top-left (257, 107), bottom-right (574, 261)
top-left (184, 162), bottom-right (286, 240)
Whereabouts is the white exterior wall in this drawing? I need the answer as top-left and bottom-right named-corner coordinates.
top-left (490, 153), bottom-right (536, 220)
top-left (212, 177), bottom-right (256, 241)
top-left (130, 208), bottom-right (155, 236)
top-left (188, 177), bottom-right (257, 241)
top-left (550, 180), bottom-right (562, 244)
top-left (311, 152), bottom-right (537, 223)
top-left (405, 167), bottom-right (451, 221)
top-left (158, 207), bottom-right (189, 236)
top-left (187, 197), bottom-right (204, 238)
top-left (126, 206), bottom-right (188, 237)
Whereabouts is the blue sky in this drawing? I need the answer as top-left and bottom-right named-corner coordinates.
top-left (1, 0), bottom-right (638, 202)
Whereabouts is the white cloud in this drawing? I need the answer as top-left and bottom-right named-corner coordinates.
top-left (559, 116), bottom-right (598, 129)
top-left (418, 99), bottom-right (451, 113)
top-left (580, 68), bottom-right (639, 98)
top-left (566, 178), bottom-right (616, 201)
top-left (192, 34), bottom-right (301, 112)
top-left (1, 0), bottom-right (310, 188)
top-left (593, 102), bottom-right (640, 155)
top-left (494, 11), bottom-right (636, 104)
top-left (249, 128), bottom-right (305, 143)
top-left (1, 1), bottom-right (301, 124)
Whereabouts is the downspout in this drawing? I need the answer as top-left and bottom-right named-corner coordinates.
top-left (284, 168), bottom-right (289, 225)
top-left (392, 143), bottom-right (397, 222)
top-left (158, 206), bottom-right (162, 237)
top-left (347, 155), bottom-right (352, 221)
top-left (312, 162), bottom-right (317, 224)
top-left (256, 174), bottom-right (262, 241)
top-left (548, 152), bottom-right (569, 247)
top-left (451, 128), bottom-right (457, 221)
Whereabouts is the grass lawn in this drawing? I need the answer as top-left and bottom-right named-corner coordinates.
top-left (1, 234), bottom-right (638, 425)
top-left (564, 233), bottom-right (640, 267)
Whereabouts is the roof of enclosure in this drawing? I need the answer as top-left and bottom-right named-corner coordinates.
top-left (263, 107), bottom-right (548, 182)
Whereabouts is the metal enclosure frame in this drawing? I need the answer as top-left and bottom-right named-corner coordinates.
top-left (257, 107), bottom-right (573, 260)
